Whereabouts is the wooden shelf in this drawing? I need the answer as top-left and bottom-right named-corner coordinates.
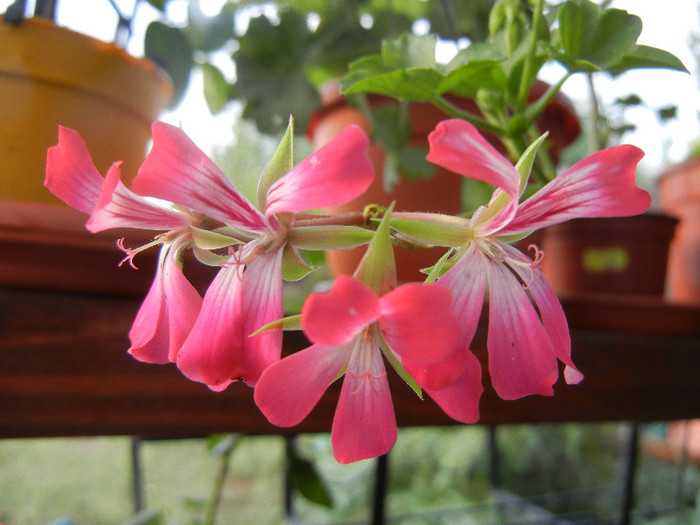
top-left (1, 200), bottom-right (699, 438)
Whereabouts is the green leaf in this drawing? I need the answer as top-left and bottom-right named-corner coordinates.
top-left (377, 330), bottom-right (422, 399)
top-left (192, 246), bottom-right (230, 267)
top-left (186, 0), bottom-right (234, 52)
top-left (396, 146), bottom-right (436, 181)
top-left (514, 131), bottom-right (548, 193)
top-left (257, 117), bottom-right (294, 211)
top-left (554, 1), bottom-right (643, 73)
top-left (287, 447), bottom-right (333, 508)
top-left (190, 225), bottom-right (239, 250)
top-left (250, 314), bottom-right (303, 336)
top-left (201, 63), bottom-right (232, 114)
top-left (207, 433), bottom-right (241, 457)
top-left (281, 245), bottom-right (314, 282)
top-left (607, 45), bottom-right (689, 75)
top-left (234, 11), bottom-right (321, 133)
top-left (340, 34), bottom-right (445, 102)
top-left (144, 22), bottom-right (193, 107)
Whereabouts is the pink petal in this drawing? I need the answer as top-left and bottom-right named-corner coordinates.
top-left (425, 351), bottom-right (483, 424)
top-left (438, 244), bottom-right (488, 348)
top-left (45, 126), bottom-right (104, 214)
top-left (240, 247), bottom-right (285, 384)
top-left (331, 335), bottom-right (396, 463)
top-left (486, 257), bottom-right (559, 399)
top-left (503, 244), bottom-right (583, 385)
top-left (301, 275), bottom-right (380, 346)
top-left (254, 342), bottom-right (352, 427)
top-left (176, 246), bottom-right (283, 390)
top-left (133, 122), bottom-right (266, 233)
top-left (87, 162), bottom-right (186, 233)
top-left (128, 242), bottom-right (202, 363)
top-left (402, 345), bottom-right (472, 390)
top-left (265, 126), bottom-right (373, 216)
top-left (378, 283), bottom-right (460, 364)
top-left (426, 119), bottom-right (519, 233)
top-left (501, 145), bottom-right (649, 235)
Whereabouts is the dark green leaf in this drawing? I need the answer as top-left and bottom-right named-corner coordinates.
top-left (234, 11), bottom-right (321, 133)
top-left (144, 0), bottom-right (167, 11)
top-left (144, 22), bottom-right (193, 107)
top-left (615, 94), bottom-right (643, 106)
top-left (606, 45), bottom-right (689, 75)
top-left (186, 1), bottom-right (235, 52)
top-left (287, 450), bottom-right (333, 508)
top-left (554, 1), bottom-right (643, 72)
top-left (201, 63), bottom-right (232, 114)
top-left (657, 105), bottom-right (678, 122)
top-left (396, 146), bottom-right (435, 181)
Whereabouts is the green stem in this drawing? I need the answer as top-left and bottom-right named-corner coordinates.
top-left (433, 96), bottom-right (505, 135)
top-left (203, 435), bottom-right (241, 525)
top-left (586, 72), bottom-right (605, 154)
top-left (517, 0), bottom-right (545, 111)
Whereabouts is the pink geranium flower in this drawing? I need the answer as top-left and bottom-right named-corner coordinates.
top-left (46, 123), bottom-right (374, 389)
top-left (134, 122), bottom-right (373, 389)
top-left (254, 275), bottom-right (462, 464)
top-left (423, 119), bottom-right (650, 400)
top-left (46, 127), bottom-right (202, 365)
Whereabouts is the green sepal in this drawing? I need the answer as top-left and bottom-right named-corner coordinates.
top-left (288, 225), bottom-right (374, 250)
top-left (389, 216), bottom-right (472, 248)
top-left (514, 131), bottom-right (548, 194)
top-left (249, 314), bottom-right (303, 336)
top-left (257, 117), bottom-right (294, 211)
top-left (423, 248), bottom-right (458, 284)
top-left (190, 225), bottom-right (241, 250)
top-left (192, 246), bottom-right (230, 267)
top-left (354, 202), bottom-right (396, 296)
top-left (377, 330), bottom-right (422, 400)
top-left (282, 245), bottom-right (314, 282)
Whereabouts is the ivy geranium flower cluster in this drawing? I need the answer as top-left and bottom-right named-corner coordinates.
top-left (45, 117), bottom-right (649, 464)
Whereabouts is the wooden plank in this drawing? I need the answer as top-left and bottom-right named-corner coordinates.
top-left (1, 288), bottom-right (698, 438)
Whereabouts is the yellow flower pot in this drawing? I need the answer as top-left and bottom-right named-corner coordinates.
top-left (0, 16), bottom-right (172, 203)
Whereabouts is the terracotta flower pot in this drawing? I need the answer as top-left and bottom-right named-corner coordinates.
top-left (307, 81), bottom-right (580, 282)
top-left (540, 214), bottom-right (678, 298)
top-left (0, 16), bottom-right (172, 204)
top-left (659, 156), bottom-right (700, 304)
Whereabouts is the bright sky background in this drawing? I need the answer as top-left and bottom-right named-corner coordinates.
top-left (3, 0), bottom-right (699, 181)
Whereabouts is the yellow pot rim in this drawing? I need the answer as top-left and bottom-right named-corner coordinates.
top-left (0, 15), bottom-right (173, 121)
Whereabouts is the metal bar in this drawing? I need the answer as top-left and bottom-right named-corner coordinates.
top-left (371, 453), bottom-right (389, 525)
top-left (130, 437), bottom-right (144, 513)
top-left (488, 426), bottom-right (501, 488)
top-left (284, 435), bottom-right (296, 520)
top-left (618, 422), bottom-right (640, 525)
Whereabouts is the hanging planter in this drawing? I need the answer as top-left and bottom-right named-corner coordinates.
top-left (659, 155), bottom-right (700, 304)
top-left (540, 214), bottom-right (678, 298)
top-left (0, 15), bottom-right (172, 203)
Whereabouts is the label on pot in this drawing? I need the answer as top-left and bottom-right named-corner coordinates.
top-left (582, 247), bottom-right (629, 273)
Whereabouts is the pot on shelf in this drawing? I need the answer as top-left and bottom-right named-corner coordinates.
top-left (0, 15), bottom-right (172, 204)
top-left (659, 156), bottom-right (700, 304)
top-left (540, 214), bottom-right (678, 298)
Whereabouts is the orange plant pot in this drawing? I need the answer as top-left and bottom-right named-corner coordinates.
top-left (541, 214), bottom-right (677, 298)
top-left (659, 156), bottom-right (700, 304)
top-left (0, 16), bottom-right (172, 203)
